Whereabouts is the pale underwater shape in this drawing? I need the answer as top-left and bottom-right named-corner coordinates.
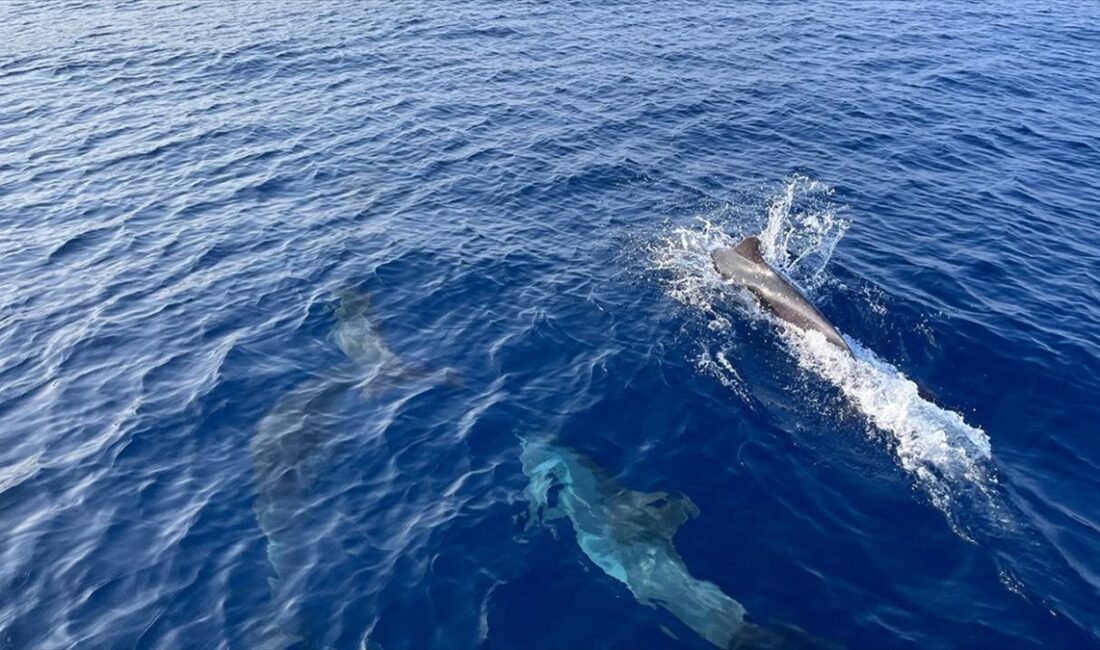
top-left (249, 290), bottom-right (415, 647)
top-left (333, 290), bottom-right (401, 369)
top-left (520, 436), bottom-right (746, 649)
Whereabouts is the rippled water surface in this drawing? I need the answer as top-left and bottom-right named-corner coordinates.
top-left (2, 2), bottom-right (1100, 648)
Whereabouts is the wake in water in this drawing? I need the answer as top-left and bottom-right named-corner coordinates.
top-left (787, 331), bottom-right (997, 524)
top-left (650, 176), bottom-right (997, 535)
top-left (650, 176), bottom-right (1099, 637)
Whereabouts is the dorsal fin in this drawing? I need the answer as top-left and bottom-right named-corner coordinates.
top-left (733, 236), bottom-right (766, 264)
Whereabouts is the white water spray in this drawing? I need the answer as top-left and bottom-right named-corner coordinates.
top-left (650, 176), bottom-right (998, 535)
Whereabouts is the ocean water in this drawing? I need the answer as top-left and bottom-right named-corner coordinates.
top-left (1, 1), bottom-right (1099, 648)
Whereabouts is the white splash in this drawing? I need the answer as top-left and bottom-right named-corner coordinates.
top-left (650, 177), bottom-right (998, 534)
top-left (758, 175), bottom-right (848, 291)
top-left (784, 325), bottom-right (997, 528)
top-left (649, 175), bottom-right (849, 309)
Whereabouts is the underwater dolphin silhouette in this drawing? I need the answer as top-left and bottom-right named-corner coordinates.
top-left (711, 236), bottom-right (850, 353)
top-left (520, 436), bottom-right (748, 648)
top-left (520, 437), bottom-right (831, 649)
top-left (250, 290), bottom-right (436, 646)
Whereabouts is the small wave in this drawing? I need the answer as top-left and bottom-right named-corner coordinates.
top-left (0, 451), bottom-right (42, 494)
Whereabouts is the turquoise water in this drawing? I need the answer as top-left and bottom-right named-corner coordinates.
top-left (1, 2), bottom-right (1099, 648)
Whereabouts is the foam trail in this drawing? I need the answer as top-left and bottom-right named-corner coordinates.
top-left (648, 177), bottom-right (996, 535)
top-left (649, 179), bottom-right (1100, 636)
top-left (784, 326), bottom-right (999, 534)
top-left (784, 318), bottom-right (1100, 636)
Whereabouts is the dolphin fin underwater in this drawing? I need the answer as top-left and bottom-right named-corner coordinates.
top-left (711, 236), bottom-right (851, 353)
top-left (333, 290), bottom-right (461, 393)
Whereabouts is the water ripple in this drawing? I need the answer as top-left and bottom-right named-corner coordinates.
top-left (1, 2), bottom-right (1099, 648)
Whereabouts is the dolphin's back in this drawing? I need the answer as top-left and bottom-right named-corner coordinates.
top-left (712, 237), bottom-right (851, 353)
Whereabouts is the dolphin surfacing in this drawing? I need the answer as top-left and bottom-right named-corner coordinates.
top-left (712, 236), bottom-right (850, 353)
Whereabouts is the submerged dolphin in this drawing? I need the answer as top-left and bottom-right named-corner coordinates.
top-left (519, 437), bottom-right (828, 649)
top-left (251, 379), bottom-right (350, 647)
top-left (250, 290), bottom-right (425, 646)
top-left (711, 236), bottom-right (850, 353)
top-left (520, 437), bottom-right (747, 648)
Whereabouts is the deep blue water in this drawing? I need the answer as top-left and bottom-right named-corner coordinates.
top-left (2, 1), bottom-right (1100, 648)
